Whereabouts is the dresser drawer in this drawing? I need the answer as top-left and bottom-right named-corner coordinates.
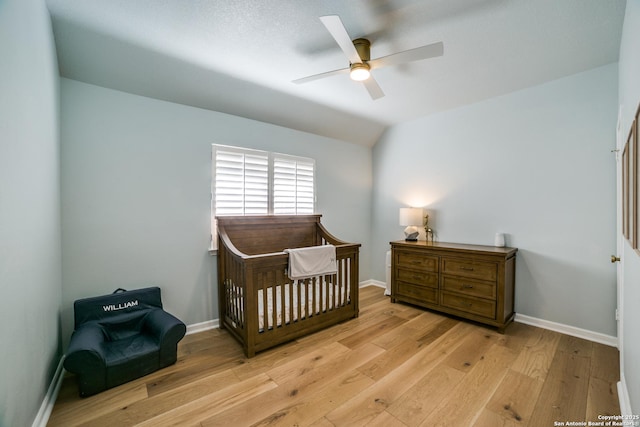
top-left (441, 257), bottom-right (497, 281)
top-left (441, 275), bottom-right (496, 299)
top-left (396, 251), bottom-right (438, 272)
top-left (441, 292), bottom-right (496, 319)
top-left (396, 281), bottom-right (438, 304)
top-left (396, 269), bottom-right (438, 289)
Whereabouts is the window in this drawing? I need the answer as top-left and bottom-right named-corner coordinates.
top-left (213, 146), bottom-right (269, 216)
top-left (211, 144), bottom-right (316, 248)
top-left (272, 154), bottom-right (315, 215)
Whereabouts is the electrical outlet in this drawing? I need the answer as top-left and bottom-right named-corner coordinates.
top-left (615, 309), bottom-right (619, 321)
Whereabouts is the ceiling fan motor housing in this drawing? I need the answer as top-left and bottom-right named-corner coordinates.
top-left (352, 38), bottom-right (371, 62)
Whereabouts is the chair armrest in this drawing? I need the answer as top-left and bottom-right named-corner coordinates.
top-left (143, 309), bottom-right (186, 345)
top-left (143, 309), bottom-right (186, 366)
top-left (63, 323), bottom-right (106, 373)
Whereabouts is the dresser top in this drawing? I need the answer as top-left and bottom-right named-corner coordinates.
top-left (390, 240), bottom-right (518, 257)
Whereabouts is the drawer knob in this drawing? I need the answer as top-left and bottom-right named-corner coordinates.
top-left (413, 275), bottom-right (423, 280)
top-left (462, 284), bottom-right (474, 289)
top-left (460, 267), bottom-right (475, 271)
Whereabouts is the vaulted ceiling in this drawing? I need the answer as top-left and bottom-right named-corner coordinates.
top-left (46, 0), bottom-right (626, 147)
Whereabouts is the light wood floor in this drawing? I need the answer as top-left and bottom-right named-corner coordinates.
top-left (48, 286), bottom-right (620, 427)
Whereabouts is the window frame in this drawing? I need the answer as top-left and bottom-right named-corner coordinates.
top-left (210, 144), bottom-right (316, 250)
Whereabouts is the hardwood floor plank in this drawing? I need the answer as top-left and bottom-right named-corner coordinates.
top-left (293, 298), bottom-right (404, 350)
top-left (198, 343), bottom-right (383, 426)
top-left (359, 286), bottom-right (386, 305)
top-left (586, 342), bottom-right (621, 422)
top-left (145, 351), bottom-right (243, 397)
top-left (494, 321), bottom-right (539, 353)
top-left (586, 376), bottom-right (620, 421)
top-left (371, 311), bottom-right (441, 350)
top-left (482, 369), bottom-right (544, 425)
top-left (366, 410), bottom-right (409, 427)
top-left (178, 329), bottom-right (234, 356)
top-left (416, 317), bottom-right (459, 344)
top-left (357, 338), bottom-right (424, 381)
top-left (265, 341), bottom-right (351, 384)
top-left (386, 365), bottom-right (465, 426)
top-left (591, 342), bottom-right (620, 382)
top-left (473, 409), bottom-right (523, 427)
top-left (308, 416), bottom-right (336, 427)
top-left (248, 370), bottom-right (375, 426)
top-left (63, 369), bottom-right (242, 426)
top-left (48, 378), bottom-right (148, 426)
top-left (510, 327), bottom-right (561, 381)
top-left (556, 334), bottom-right (593, 358)
top-left (325, 322), bottom-right (475, 426)
top-left (419, 344), bottom-right (519, 427)
top-left (529, 338), bottom-right (592, 426)
top-left (49, 290), bottom-right (620, 427)
top-left (337, 315), bottom-right (407, 349)
top-left (230, 338), bottom-right (315, 381)
top-left (442, 327), bottom-right (499, 373)
top-left (135, 373), bottom-right (277, 427)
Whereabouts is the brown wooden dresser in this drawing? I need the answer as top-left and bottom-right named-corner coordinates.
top-left (390, 240), bottom-right (517, 332)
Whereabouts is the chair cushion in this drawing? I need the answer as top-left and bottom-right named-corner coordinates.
top-left (104, 334), bottom-right (161, 388)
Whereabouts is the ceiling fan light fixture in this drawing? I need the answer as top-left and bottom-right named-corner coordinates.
top-left (350, 63), bottom-right (370, 81)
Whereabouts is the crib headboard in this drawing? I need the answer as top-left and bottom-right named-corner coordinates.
top-left (217, 215), bottom-right (325, 255)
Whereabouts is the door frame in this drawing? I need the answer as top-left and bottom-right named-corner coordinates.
top-left (616, 105), bottom-right (624, 356)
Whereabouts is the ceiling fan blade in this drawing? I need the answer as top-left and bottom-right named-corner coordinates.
top-left (363, 76), bottom-right (385, 100)
top-left (292, 67), bottom-right (350, 84)
top-left (369, 41), bottom-right (444, 69)
top-left (319, 15), bottom-right (363, 64)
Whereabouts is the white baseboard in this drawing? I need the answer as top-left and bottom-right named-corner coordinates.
top-left (186, 319), bottom-right (219, 335)
top-left (618, 374), bottom-right (633, 417)
top-left (514, 313), bottom-right (618, 347)
top-left (360, 279), bottom-right (385, 289)
top-left (32, 356), bottom-right (66, 427)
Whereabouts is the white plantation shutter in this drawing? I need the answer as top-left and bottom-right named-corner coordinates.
top-left (211, 145), bottom-right (315, 250)
top-left (273, 155), bottom-right (315, 214)
top-left (213, 147), bottom-right (269, 215)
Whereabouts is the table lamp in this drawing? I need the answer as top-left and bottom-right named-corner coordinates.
top-left (399, 207), bottom-right (423, 241)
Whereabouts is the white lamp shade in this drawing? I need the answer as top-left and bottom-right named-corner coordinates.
top-left (399, 207), bottom-right (423, 226)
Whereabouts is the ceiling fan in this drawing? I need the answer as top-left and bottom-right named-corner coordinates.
top-left (293, 15), bottom-right (444, 100)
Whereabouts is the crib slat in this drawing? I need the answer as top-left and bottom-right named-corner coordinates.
top-left (270, 275), bottom-right (276, 330)
top-left (297, 278), bottom-right (302, 323)
top-left (279, 272), bottom-right (285, 328)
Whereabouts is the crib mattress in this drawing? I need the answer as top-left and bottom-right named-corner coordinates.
top-left (236, 278), bottom-right (350, 331)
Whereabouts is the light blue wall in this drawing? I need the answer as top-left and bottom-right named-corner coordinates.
top-left (372, 64), bottom-right (618, 336)
top-left (618, 0), bottom-right (640, 414)
top-left (0, 0), bottom-right (62, 426)
top-left (60, 78), bottom-right (372, 346)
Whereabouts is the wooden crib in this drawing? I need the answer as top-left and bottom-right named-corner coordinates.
top-left (216, 215), bottom-right (360, 357)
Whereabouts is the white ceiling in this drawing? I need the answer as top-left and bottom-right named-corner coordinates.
top-left (46, 0), bottom-right (626, 147)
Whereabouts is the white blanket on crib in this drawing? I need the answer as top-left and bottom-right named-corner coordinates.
top-left (284, 245), bottom-right (337, 280)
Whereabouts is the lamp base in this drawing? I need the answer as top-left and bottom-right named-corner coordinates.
top-left (403, 226), bottom-right (419, 241)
